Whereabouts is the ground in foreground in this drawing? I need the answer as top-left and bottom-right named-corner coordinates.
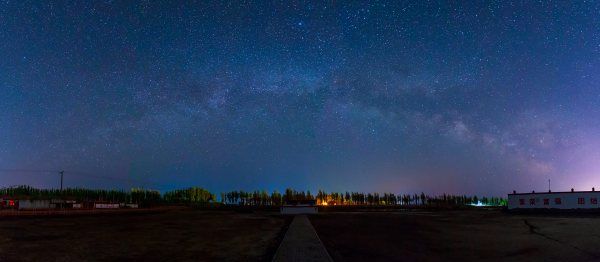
top-left (0, 209), bottom-right (287, 261)
top-left (310, 209), bottom-right (600, 262)
top-left (3, 208), bottom-right (600, 261)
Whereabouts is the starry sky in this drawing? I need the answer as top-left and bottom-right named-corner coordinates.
top-left (1, 1), bottom-right (599, 196)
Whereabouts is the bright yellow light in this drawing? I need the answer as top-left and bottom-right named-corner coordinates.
top-left (321, 201), bottom-right (328, 206)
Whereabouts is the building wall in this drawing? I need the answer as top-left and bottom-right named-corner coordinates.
top-left (508, 191), bottom-right (600, 209)
top-left (18, 200), bottom-right (52, 210)
top-left (280, 206), bottom-right (318, 214)
top-left (94, 203), bottom-right (120, 209)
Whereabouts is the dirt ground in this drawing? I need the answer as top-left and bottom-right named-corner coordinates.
top-left (310, 210), bottom-right (600, 262)
top-left (0, 209), bottom-right (288, 262)
top-left (3, 208), bottom-right (600, 262)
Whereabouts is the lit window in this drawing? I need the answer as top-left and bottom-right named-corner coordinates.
top-left (543, 199), bottom-right (549, 205)
top-left (555, 198), bottom-right (561, 204)
top-left (529, 199), bottom-right (535, 205)
top-left (519, 199), bottom-right (525, 205)
top-left (578, 198), bottom-right (585, 204)
top-left (591, 198), bottom-right (598, 205)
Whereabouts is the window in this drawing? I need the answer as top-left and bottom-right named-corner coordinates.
top-left (543, 199), bottom-right (549, 205)
top-left (519, 199), bottom-right (525, 205)
top-left (591, 198), bottom-right (598, 205)
top-left (529, 198), bottom-right (535, 205)
top-left (578, 198), bottom-right (585, 204)
top-left (555, 198), bottom-right (562, 204)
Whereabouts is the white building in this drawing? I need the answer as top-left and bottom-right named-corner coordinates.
top-left (94, 203), bottom-right (120, 209)
top-left (508, 188), bottom-right (600, 210)
top-left (18, 200), bottom-right (53, 210)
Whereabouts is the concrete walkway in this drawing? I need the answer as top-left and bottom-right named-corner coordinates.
top-left (272, 215), bottom-right (333, 262)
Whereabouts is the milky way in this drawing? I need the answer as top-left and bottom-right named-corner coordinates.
top-left (1, 1), bottom-right (599, 195)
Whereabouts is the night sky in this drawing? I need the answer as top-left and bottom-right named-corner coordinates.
top-left (1, 1), bottom-right (599, 196)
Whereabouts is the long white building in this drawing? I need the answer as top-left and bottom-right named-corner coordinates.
top-left (508, 188), bottom-right (600, 210)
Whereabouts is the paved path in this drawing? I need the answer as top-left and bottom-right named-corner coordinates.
top-left (272, 215), bottom-right (333, 262)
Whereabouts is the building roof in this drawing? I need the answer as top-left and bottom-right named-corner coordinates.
top-left (509, 190), bottom-right (598, 196)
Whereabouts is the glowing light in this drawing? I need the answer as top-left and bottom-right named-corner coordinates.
top-left (320, 201), bottom-right (328, 206)
top-left (470, 201), bottom-right (488, 207)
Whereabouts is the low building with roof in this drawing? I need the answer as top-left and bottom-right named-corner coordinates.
top-left (280, 200), bottom-right (318, 214)
top-left (508, 188), bottom-right (600, 210)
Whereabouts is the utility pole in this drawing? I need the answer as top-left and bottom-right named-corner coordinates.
top-left (59, 171), bottom-right (64, 191)
top-left (548, 179), bottom-right (551, 192)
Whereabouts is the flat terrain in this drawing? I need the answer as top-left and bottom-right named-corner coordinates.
top-left (2, 208), bottom-right (600, 261)
top-left (0, 209), bottom-right (288, 262)
top-left (310, 209), bottom-right (600, 262)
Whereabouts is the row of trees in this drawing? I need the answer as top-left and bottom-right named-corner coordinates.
top-left (221, 190), bottom-right (283, 206)
top-left (220, 189), bottom-right (318, 206)
top-left (163, 187), bottom-right (215, 204)
top-left (220, 189), bottom-right (507, 207)
top-left (2, 186), bottom-right (507, 207)
top-left (0, 185), bottom-right (204, 205)
top-left (0, 185), bottom-right (138, 202)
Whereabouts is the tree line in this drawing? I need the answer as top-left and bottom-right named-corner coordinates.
top-left (0, 185), bottom-right (212, 206)
top-left (1, 185), bottom-right (507, 207)
top-left (220, 189), bottom-right (506, 207)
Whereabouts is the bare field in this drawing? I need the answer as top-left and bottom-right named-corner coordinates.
top-left (310, 210), bottom-right (600, 262)
top-left (2, 208), bottom-right (600, 261)
top-left (0, 209), bottom-right (288, 262)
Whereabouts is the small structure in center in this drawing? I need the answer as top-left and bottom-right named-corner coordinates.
top-left (280, 200), bottom-right (318, 215)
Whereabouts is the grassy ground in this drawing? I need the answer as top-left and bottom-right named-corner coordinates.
top-left (310, 210), bottom-right (600, 262)
top-left (0, 209), bottom-right (288, 262)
